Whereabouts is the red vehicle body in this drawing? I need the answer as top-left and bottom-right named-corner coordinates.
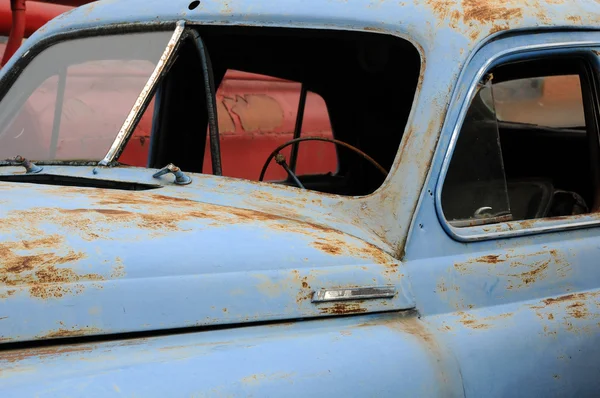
top-left (0, 2), bottom-right (337, 181)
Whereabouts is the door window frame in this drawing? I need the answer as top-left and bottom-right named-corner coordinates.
top-left (434, 31), bottom-right (600, 242)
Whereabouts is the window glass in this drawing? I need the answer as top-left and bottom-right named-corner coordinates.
top-left (203, 70), bottom-right (336, 181)
top-left (443, 66), bottom-right (592, 228)
top-left (442, 79), bottom-right (511, 227)
top-left (0, 31), bottom-right (172, 161)
top-left (485, 75), bottom-right (585, 128)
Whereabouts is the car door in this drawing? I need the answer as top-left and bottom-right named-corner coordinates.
top-left (404, 30), bottom-right (600, 397)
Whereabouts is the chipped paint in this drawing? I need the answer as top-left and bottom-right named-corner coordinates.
top-left (318, 302), bottom-right (368, 315)
top-left (454, 249), bottom-right (570, 290)
top-left (0, 235), bottom-right (105, 299)
top-left (39, 326), bottom-right (102, 339)
top-left (456, 311), bottom-right (514, 330)
top-left (0, 343), bottom-right (95, 363)
top-left (0, 180), bottom-right (414, 344)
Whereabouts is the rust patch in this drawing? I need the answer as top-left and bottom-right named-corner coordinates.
top-left (436, 281), bottom-right (460, 294)
top-left (425, 0), bottom-right (525, 39)
top-left (566, 302), bottom-right (588, 319)
top-left (318, 302), bottom-right (368, 315)
top-left (293, 271), bottom-right (314, 304)
top-left (507, 258), bottom-right (551, 289)
top-left (310, 235), bottom-right (396, 268)
top-left (489, 23), bottom-right (509, 35)
top-left (363, 26), bottom-right (388, 33)
top-left (457, 311), bottom-right (514, 330)
top-left (449, 10), bottom-right (461, 28)
top-left (462, 0), bottom-right (523, 25)
top-left (0, 235), bottom-right (104, 299)
top-left (39, 326), bottom-right (102, 339)
top-left (479, 254), bottom-right (501, 264)
top-left (0, 288), bottom-right (14, 299)
top-left (111, 258), bottom-right (126, 279)
top-left (0, 344), bottom-right (95, 363)
top-left (5, 187), bottom-right (396, 278)
top-left (531, 291), bottom-right (600, 335)
top-left (543, 293), bottom-right (588, 306)
top-left (312, 240), bottom-right (343, 255)
top-left (455, 249), bottom-right (568, 289)
top-left (426, 0), bottom-right (455, 21)
top-left (61, 209), bottom-right (132, 216)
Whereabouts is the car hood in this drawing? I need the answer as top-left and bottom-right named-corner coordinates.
top-left (0, 180), bottom-right (414, 343)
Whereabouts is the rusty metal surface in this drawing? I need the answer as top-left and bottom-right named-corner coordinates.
top-left (0, 171), bottom-right (413, 343)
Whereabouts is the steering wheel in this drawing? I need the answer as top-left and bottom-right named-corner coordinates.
top-left (258, 136), bottom-right (387, 187)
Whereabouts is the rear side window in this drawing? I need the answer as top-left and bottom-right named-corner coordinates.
top-left (442, 56), bottom-right (597, 228)
top-left (487, 75), bottom-right (585, 128)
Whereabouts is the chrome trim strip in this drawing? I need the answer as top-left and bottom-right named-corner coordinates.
top-left (99, 21), bottom-right (185, 166)
top-left (434, 37), bottom-right (600, 242)
top-left (312, 286), bottom-right (396, 302)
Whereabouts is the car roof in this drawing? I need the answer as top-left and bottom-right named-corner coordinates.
top-left (30, 0), bottom-right (600, 51)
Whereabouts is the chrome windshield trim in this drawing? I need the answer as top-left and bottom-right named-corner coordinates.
top-left (99, 21), bottom-right (185, 166)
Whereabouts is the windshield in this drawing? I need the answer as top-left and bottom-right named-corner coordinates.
top-left (0, 31), bottom-right (172, 162)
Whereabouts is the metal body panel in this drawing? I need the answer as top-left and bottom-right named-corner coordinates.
top-left (0, 178), bottom-right (412, 343)
top-left (0, 313), bottom-right (464, 397)
top-left (404, 30), bottom-right (600, 396)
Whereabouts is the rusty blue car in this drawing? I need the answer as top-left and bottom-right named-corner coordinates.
top-left (0, 0), bottom-right (599, 396)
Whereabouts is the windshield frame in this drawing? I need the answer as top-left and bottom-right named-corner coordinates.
top-left (0, 21), bottom-right (183, 166)
top-left (99, 22), bottom-right (185, 166)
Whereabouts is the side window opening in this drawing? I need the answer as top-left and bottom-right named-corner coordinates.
top-left (145, 27), bottom-right (421, 196)
top-left (442, 56), bottom-right (598, 228)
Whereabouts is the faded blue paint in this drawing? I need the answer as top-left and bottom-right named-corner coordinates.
top-left (404, 30), bottom-right (600, 396)
top-left (0, 0), bottom-right (599, 396)
top-left (0, 178), bottom-right (412, 343)
top-left (0, 313), bottom-right (464, 397)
